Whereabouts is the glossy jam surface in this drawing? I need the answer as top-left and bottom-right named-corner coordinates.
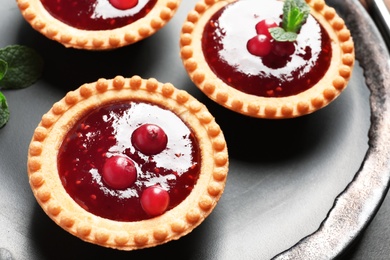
top-left (202, 0), bottom-right (332, 98)
top-left (40, 0), bottom-right (157, 30)
top-left (58, 102), bottom-right (201, 222)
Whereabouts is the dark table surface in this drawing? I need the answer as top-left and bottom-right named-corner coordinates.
top-left (341, 194), bottom-right (390, 259)
top-left (1, 0), bottom-right (390, 259)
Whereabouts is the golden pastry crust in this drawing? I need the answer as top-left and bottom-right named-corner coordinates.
top-left (17, 0), bottom-right (181, 50)
top-left (180, 0), bottom-right (355, 119)
top-left (27, 75), bottom-right (228, 250)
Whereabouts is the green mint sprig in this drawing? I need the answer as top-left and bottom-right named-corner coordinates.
top-left (0, 59), bottom-right (9, 128)
top-left (0, 45), bottom-right (43, 128)
top-left (0, 59), bottom-right (7, 80)
top-left (0, 92), bottom-right (9, 128)
top-left (0, 45), bottom-right (44, 89)
top-left (269, 0), bottom-right (310, 42)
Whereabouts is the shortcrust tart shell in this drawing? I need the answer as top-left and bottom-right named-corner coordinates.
top-left (16, 0), bottom-right (181, 50)
top-left (27, 76), bottom-right (228, 250)
top-left (180, 0), bottom-right (355, 119)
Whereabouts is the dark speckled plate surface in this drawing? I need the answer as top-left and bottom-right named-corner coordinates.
top-left (0, 0), bottom-right (389, 259)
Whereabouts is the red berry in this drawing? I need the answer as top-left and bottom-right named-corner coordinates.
top-left (102, 155), bottom-right (137, 190)
top-left (272, 41), bottom-right (296, 57)
top-left (247, 34), bottom-right (272, 57)
top-left (255, 19), bottom-right (278, 38)
top-left (131, 124), bottom-right (168, 155)
top-left (109, 0), bottom-right (138, 10)
top-left (140, 186), bottom-right (170, 216)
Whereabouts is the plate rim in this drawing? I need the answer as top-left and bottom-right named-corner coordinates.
top-left (273, 0), bottom-right (390, 259)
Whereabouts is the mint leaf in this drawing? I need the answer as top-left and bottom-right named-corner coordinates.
top-left (271, 0), bottom-right (310, 42)
top-left (269, 27), bottom-right (297, 42)
top-left (0, 45), bottom-right (43, 89)
top-left (0, 92), bottom-right (9, 128)
top-left (0, 59), bottom-right (7, 81)
top-left (282, 0), bottom-right (310, 33)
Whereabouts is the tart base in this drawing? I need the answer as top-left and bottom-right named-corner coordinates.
top-left (17, 0), bottom-right (182, 50)
top-left (180, 0), bottom-right (355, 119)
top-left (27, 76), bottom-right (228, 250)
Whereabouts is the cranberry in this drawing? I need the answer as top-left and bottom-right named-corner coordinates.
top-left (247, 34), bottom-right (272, 57)
top-left (109, 0), bottom-right (138, 10)
top-left (262, 52), bottom-right (290, 69)
top-left (272, 41), bottom-right (296, 57)
top-left (140, 186), bottom-right (170, 216)
top-left (131, 124), bottom-right (168, 155)
top-left (102, 155), bottom-right (137, 190)
top-left (255, 19), bottom-right (278, 38)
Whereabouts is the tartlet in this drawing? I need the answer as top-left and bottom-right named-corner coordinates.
top-left (180, 0), bottom-right (355, 119)
top-left (16, 0), bottom-right (181, 50)
top-left (27, 76), bottom-right (228, 250)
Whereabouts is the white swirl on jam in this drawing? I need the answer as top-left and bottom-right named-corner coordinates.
top-left (216, 0), bottom-right (322, 81)
top-left (83, 102), bottom-right (196, 197)
top-left (91, 0), bottom-right (148, 19)
top-left (105, 102), bottom-right (195, 176)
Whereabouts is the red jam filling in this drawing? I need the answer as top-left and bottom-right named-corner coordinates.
top-left (202, 0), bottom-right (332, 98)
top-left (57, 101), bottom-right (201, 222)
top-left (40, 0), bottom-right (157, 30)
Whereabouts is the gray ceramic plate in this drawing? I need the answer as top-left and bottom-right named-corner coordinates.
top-left (274, 0), bottom-right (390, 258)
top-left (0, 0), bottom-right (389, 259)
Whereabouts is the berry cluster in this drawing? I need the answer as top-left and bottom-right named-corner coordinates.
top-left (102, 123), bottom-right (170, 217)
top-left (247, 19), bottom-right (295, 59)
